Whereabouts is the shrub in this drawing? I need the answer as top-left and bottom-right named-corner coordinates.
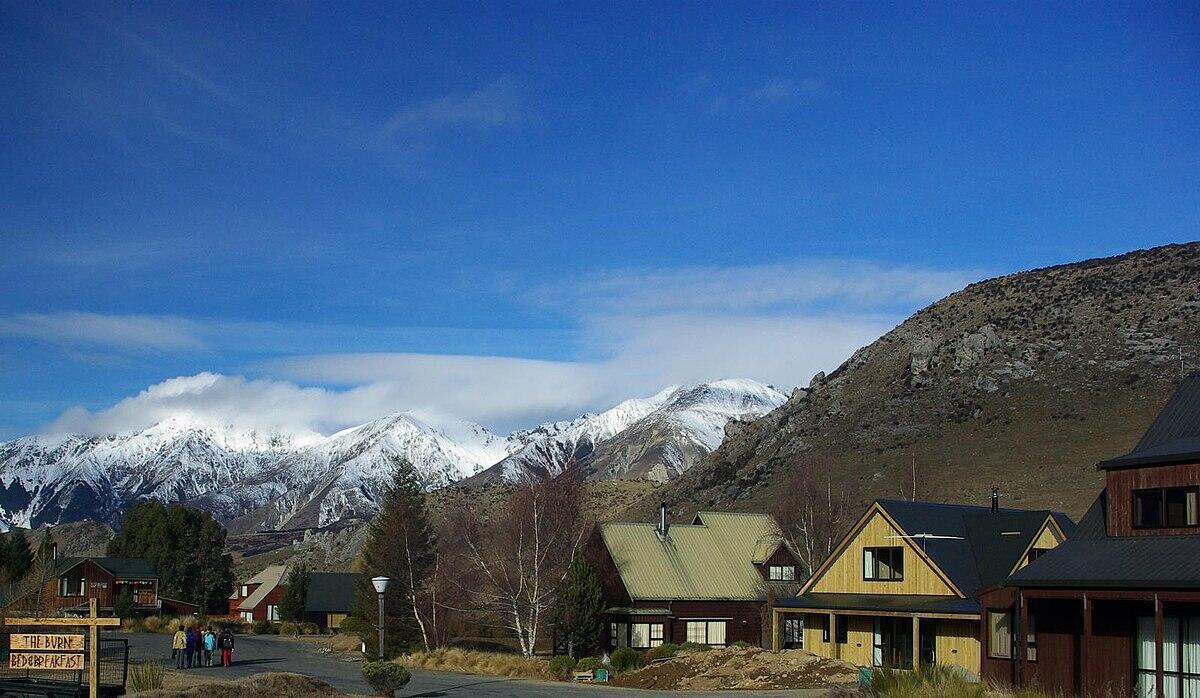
top-left (128, 661), bottom-right (165, 692)
top-left (279, 621), bottom-right (299, 635)
top-left (121, 617), bottom-right (145, 632)
top-left (575, 656), bottom-right (602, 673)
top-left (252, 620), bottom-right (276, 635)
top-left (300, 622), bottom-right (321, 635)
top-left (361, 661), bottom-right (412, 696)
top-left (731, 640), bottom-right (752, 648)
top-left (609, 646), bottom-right (644, 673)
top-left (211, 617), bottom-right (247, 633)
top-left (869, 664), bottom-right (987, 698)
top-left (142, 616), bottom-right (163, 632)
top-left (398, 648), bottom-right (550, 679)
top-left (548, 656), bottom-right (577, 678)
top-left (338, 616), bottom-right (372, 635)
top-left (647, 643), bottom-right (679, 660)
top-left (679, 641), bottom-right (712, 652)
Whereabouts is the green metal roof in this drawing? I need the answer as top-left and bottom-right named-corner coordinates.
top-left (304, 572), bottom-right (358, 614)
top-left (600, 511), bottom-right (786, 601)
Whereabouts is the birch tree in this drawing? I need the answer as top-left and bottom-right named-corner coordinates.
top-left (772, 457), bottom-right (849, 577)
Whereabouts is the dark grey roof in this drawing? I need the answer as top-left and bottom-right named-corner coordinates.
top-left (304, 572), bottom-right (358, 613)
top-left (57, 557), bottom-right (157, 579)
top-left (1099, 374), bottom-right (1200, 470)
top-left (777, 592), bottom-right (980, 616)
top-left (1006, 490), bottom-right (1200, 589)
top-left (877, 499), bottom-right (1072, 597)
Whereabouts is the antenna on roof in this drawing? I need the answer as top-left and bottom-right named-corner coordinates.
top-left (885, 533), bottom-right (965, 553)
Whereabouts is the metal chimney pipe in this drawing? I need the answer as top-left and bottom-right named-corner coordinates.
top-left (991, 487), bottom-right (999, 513)
top-left (659, 502), bottom-right (668, 536)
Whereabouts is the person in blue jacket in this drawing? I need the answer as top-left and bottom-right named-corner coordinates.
top-left (183, 627), bottom-right (197, 669)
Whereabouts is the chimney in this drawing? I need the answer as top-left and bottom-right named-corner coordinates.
top-left (659, 502), bottom-right (669, 537)
top-left (51, 542), bottom-right (57, 561)
top-left (991, 488), bottom-right (999, 513)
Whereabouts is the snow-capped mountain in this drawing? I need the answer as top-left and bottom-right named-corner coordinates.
top-left (0, 379), bottom-right (786, 531)
top-left (468, 379), bottom-right (787, 485)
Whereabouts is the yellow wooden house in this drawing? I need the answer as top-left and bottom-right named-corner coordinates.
top-left (771, 496), bottom-right (1072, 677)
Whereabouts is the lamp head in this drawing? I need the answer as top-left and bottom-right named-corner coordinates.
top-left (371, 576), bottom-right (391, 594)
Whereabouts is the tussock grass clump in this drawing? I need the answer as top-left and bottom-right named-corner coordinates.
top-left (164, 615), bottom-right (198, 633)
top-left (128, 661), bottom-right (165, 692)
top-left (860, 664), bottom-right (1059, 698)
top-left (142, 616), bottom-right (164, 632)
top-left (397, 647), bottom-right (551, 680)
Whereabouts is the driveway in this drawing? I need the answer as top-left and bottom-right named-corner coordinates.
top-left (111, 633), bottom-right (830, 697)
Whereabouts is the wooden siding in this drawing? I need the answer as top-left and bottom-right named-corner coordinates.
top-left (608, 600), bottom-right (766, 649)
top-left (47, 561), bottom-right (158, 613)
top-left (780, 610), bottom-right (979, 674)
top-left (808, 510), bottom-right (957, 596)
top-left (1105, 460), bottom-right (1200, 536)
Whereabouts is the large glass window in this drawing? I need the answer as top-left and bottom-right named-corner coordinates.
top-left (685, 621), bottom-right (727, 647)
top-left (629, 623), bottom-right (664, 649)
top-left (59, 578), bottom-right (85, 597)
top-left (611, 622), bottom-right (628, 648)
top-left (1136, 615), bottom-right (1200, 697)
top-left (266, 604), bottom-right (280, 622)
top-left (863, 547), bottom-right (904, 581)
top-left (988, 611), bottom-right (1012, 659)
top-left (1134, 487), bottom-right (1200, 529)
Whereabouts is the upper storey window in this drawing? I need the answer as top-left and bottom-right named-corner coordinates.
top-left (1133, 486), bottom-right (1200, 529)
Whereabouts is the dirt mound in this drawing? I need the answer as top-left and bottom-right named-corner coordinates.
top-left (138, 672), bottom-right (342, 697)
top-left (612, 647), bottom-right (859, 690)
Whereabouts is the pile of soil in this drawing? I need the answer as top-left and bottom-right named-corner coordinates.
top-left (611, 647), bottom-right (859, 690)
top-left (138, 672), bottom-right (343, 697)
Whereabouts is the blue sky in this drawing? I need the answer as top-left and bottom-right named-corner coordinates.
top-left (1, 1), bottom-right (1197, 438)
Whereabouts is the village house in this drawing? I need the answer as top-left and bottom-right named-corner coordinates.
top-left (981, 373), bottom-right (1200, 697)
top-left (229, 565), bottom-right (286, 622)
top-left (589, 505), bottom-right (801, 650)
top-left (51, 557), bottom-right (161, 614)
top-left (771, 497), bottom-right (1072, 677)
top-left (304, 571), bottom-right (358, 631)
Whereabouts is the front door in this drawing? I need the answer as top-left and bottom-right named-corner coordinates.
top-left (873, 617), bottom-right (913, 669)
top-left (920, 619), bottom-right (937, 666)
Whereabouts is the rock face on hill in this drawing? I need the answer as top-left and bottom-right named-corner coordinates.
top-left (650, 243), bottom-right (1200, 520)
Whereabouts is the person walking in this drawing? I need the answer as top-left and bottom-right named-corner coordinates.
top-left (172, 627), bottom-right (186, 669)
top-left (183, 627), bottom-right (197, 669)
top-left (218, 627), bottom-right (235, 667)
top-left (203, 627), bottom-right (216, 667)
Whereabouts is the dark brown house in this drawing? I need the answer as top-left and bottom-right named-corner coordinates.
top-left (52, 557), bottom-right (159, 614)
top-left (588, 505), bottom-right (800, 651)
top-left (981, 373), bottom-right (1200, 697)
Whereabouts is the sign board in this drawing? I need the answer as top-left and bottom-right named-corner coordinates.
top-left (10, 634), bottom-right (85, 651)
top-left (9, 652), bottom-right (85, 670)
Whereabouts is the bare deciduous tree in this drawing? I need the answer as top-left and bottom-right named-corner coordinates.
top-left (772, 456), bottom-right (850, 578)
top-left (446, 475), bottom-right (586, 657)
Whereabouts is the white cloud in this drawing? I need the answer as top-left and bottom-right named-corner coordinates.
top-left (377, 75), bottom-right (527, 138)
top-left (0, 312), bottom-right (204, 351)
top-left (33, 260), bottom-right (976, 436)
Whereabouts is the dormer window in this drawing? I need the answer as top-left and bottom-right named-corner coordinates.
top-left (1133, 486), bottom-right (1199, 529)
top-left (768, 565), bottom-right (796, 581)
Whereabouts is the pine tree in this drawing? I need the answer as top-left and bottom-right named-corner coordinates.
top-left (6, 529), bottom-right (34, 582)
top-left (554, 550), bottom-right (605, 658)
top-left (108, 500), bottom-right (234, 613)
top-left (278, 564), bottom-right (311, 623)
top-left (356, 457), bottom-right (437, 656)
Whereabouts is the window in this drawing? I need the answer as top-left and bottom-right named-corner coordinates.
top-left (59, 578), bottom-right (85, 597)
top-left (685, 620), bottom-right (727, 647)
top-left (1027, 548), bottom-right (1052, 564)
top-left (240, 585), bottom-right (249, 597)
top-left (240, 611), bottom-right (254, 623)
top-left (1026, 613), bottom-right (1037, 662)
top-left (266, 604), bottom-right (280, 622)
top-left (988, 611), bottom-right (1012, 659)
top-left (863, 547), bottom-right (904, 581)
top-left (782, 617), bottom-right (803, 649)
top-left (1136, 615), bottom-right (1200, 697)
top-left (835, 615), bottom-right (847, 644)
top-left (629, 623), bottom-right (663, 649)
top-left (1134, 487), bottom-right (1200, 529)
top-left (610, 622), bottom-right (628, 648)
top-left (768, 565), bottom-right (796, 581)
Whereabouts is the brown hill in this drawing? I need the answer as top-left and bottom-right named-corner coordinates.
top-left (639, 242), bottom-right (1200, 522)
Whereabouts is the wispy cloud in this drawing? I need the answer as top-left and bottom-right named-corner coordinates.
top-left (681, 74), bottom-right (826, 114)
top-left (376, 75), bottom-right (528, 139)
top-left (0, 312), bottom-right (204, 352)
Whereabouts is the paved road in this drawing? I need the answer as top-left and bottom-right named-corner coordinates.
top-left (111, 633), bottom-right (828, 697)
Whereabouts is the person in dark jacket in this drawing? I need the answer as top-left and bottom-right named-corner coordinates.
top-left (192, 625), bottom-right (204, 668)
top-left (183, 627), bottom-right (197, 669)
top-left (218, 628), bottom-right (235, 667)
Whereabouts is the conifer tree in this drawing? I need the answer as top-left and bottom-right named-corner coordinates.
top-left (554, 550), bottom-right (605, 658)
top-left (5, 529), bottom-right (34, 581)
top-left (278, 563), bottom-right (311, 623)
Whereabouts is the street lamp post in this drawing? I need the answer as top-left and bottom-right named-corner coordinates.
top-left (371, 576), bottom-right (390, 660)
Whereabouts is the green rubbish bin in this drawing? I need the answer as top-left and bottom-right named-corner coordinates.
top-left (858, 667), bottom-right (873, 688)
top-left (595, 668), bottom-right (609, 683)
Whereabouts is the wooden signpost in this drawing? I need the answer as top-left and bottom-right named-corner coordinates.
top-left (5, 598), bottom-right (121, 698)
